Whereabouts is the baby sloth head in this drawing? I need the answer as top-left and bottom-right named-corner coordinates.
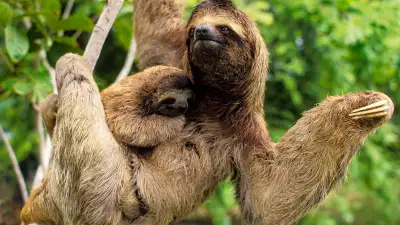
top-left (185, 0), bottom-right (268, 106)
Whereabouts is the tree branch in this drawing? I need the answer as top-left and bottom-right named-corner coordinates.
top-left (0, 125), bottom-right (28, 202)
top-left (30, 0), bottom-right (125, 192)
top-left (84, 0), bottom-right (124, 71)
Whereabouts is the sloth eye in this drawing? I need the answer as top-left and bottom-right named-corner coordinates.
top-left (189, 28), bottom-right (195, 37)
top-left (218, 26), bottom-right (230, 34)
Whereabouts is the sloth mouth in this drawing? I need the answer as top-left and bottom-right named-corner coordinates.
top-left (194, 38), bottom-right (223, 45)
top-left (193, 38), bottom-right (224, 53)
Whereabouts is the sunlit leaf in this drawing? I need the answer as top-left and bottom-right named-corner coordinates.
top-left (13, 80), bottom-right (32, 96)
top-left (114, 14), bottom-right (133, 49)
top-left (5, 25), bottom-right (30, 63)
top-left (38, 0), bottom-right (61, 29)
top-left (0, 2), bottom-right (13, 29)
top-left (56, 13), bottom-right (94, 32)
top-left (53, 36), bottom-right (78, 47)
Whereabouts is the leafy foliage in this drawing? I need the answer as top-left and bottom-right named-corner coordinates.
top-left (0, 0), bottom-right (399, 224)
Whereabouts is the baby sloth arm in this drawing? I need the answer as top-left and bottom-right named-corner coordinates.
top-left (237, 91), bottom-right (394, 225)
top-left (101, 66), bottom-right (193, 147)
top-left (39, 66), bottom-right (193, 148)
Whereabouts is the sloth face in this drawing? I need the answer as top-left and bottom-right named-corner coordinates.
top-left (186, 1), bottom-right (256, 91)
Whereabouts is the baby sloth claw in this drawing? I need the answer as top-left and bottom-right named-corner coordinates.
top-left (349, 100), bottom-right (391, 120)
top-left (155, 90), bottom-right (193, 117)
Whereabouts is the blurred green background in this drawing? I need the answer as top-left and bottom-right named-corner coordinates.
top-left (0, 0), bottom-right (399, 224)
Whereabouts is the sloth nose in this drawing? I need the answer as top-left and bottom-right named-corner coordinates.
top-left (195, 24), bottom-right (213, 37)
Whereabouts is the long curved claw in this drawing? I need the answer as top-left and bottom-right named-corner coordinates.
top-left (349, 100), bottom-right (390, 120)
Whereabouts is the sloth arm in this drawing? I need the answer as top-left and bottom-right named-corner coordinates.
top-left (134, 0), bottom-right (186, 69)
top-left (40, 66), bottom-right (189, 148)
top-left (236, 91), bottom-right (394, 225)
top-left (101, 67), bottom-right (189, 147)
top-left (47, 54), bottom-right (131, 224)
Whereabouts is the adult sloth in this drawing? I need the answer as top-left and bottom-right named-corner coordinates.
top-left (21, 0), bottom-right (394, 225)
top-left (134, 0), bottom-right (394, 224)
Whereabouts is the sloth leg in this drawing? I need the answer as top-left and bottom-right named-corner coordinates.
top-left (237, 91), bottom-right (394, 225)
top-left (20, 179), bottom-right (59, 225)
top-left (134, 0), bottom-right (186, 69)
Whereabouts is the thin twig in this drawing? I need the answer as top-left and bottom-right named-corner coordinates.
top-left (115, 37), bottom-right (136, 82)
top-left (31, 166), bottom-right (44, 190)
top-left (58, 0), bottom-right (76, 36)
top-left (31, 0), bottom-right (124, 191)
top-left (32, 104), bottom-right (46, 169)
top-left (39, 49), bottom-right (57, 95)
top-left (84, 0), bottom-right (124, 71)
top-left (0, 125), bottom-right (29, 202)
top-left (23, 18), bottom-right (32, 30)
top-left (17, 2), bottom-right (32, 29)
top-left (72, 30), bottom-right (83, 40)
top-left (33, 49), bottom-right (57, 189)
top-left (32, 50), bottom-right (55, 189)
top-left (115, 8), bottom-right (136, 82)
top-left (62, 0), bottom-right (75, 19)
top-left (36, 108), bottom-right (46, 170)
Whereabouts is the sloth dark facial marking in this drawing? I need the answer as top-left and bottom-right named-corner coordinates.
top-left (187, 15), bottom-right (245, 60)
top-left (187, 17), bottom-right (249, 73)
top-left (189, 23), bottom-right (226, 61)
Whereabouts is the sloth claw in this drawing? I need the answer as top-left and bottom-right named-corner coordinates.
top-left (349, 100), bottom-right (390, 120)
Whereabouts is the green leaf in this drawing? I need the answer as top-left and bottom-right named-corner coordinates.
top-left (53, 36), bottom-right (78, 47)
top-left (2, 78), bottom-right (19, 90)
top-left (216, 180), bottom-right (236, 209)
top-left (56, 13), bottom-right (94, 32)
top-left (31, 70), bottom-right (52, 102)
top-left (13, 80), bottom-right (32, 95)
top-left (0, 2), bottom-right (13, 29)
top-left (5, 25), bottom-right (30, 63)
top-left (38, 0), bottom-right (61, 29)
top-left (113, 15), bottom-right (133, 49)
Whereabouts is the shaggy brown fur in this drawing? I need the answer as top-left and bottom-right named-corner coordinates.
top-left (134, 0), bottom-right (394, 224)
top-left (134, 0), bottom-right (186, 69)
top-left (39, 66), bottom-right (193, 147)
top-left (21, 65), bottom-right (195, 224)
top-left (102, 66), bottom-right (193, 147)
top-left (21, 55), bottom-right (134, 225)
top-left (21, 0), bottom-right (394, 225)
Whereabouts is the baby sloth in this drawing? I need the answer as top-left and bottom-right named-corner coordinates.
top-left (101, 66), bottom-right (193, 147)
top-left (41, 65), bottom-right (193, 148)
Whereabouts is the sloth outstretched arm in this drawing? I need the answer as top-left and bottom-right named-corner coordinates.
top-left (21, 54), bottom-right (134, 224)
top-left (134, 0), bottom-right (186, 69)
top-left (237, 91), bottom-right (394, 225)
